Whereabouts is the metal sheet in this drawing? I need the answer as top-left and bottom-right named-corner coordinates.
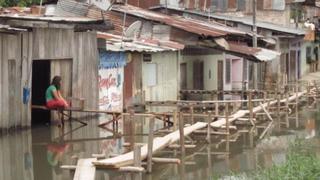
top-left (111, 4), bottom-right (246, 38)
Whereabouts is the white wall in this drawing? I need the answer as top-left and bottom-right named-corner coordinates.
top-left (181, 54), bottom-right (224, 90)
top-left (142, 51), bottom-right (179, 101)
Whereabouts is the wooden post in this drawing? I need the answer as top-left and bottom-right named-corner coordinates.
top-left (307, 81), bottom-right (311, 107)
top-left (225, 103), bottom-right (230, 153)
top-left (147, 116), bottom-right (155, 173)
top-left (295, 82), bottom-right (299, 128)
top-left (206, 111), bottom-right (212, 143)
top-left (225, 103), bottom-right (230, 136)
top-left (248, 91), bottom-right (254, 126)
top-left (179, 112), bottom-right (185, 156)
top-left (173, 110), bottom-right (178, 131)
top-left (190, 106), bottom-right (194, 125)
top-left (134, 145), bottom-right (142, 180)
top-left (285, 85), bottom-right (289, 128)
top-left (162, 115), bottom-right (166, 128)
top-left (129, 109), bottom-right (135, 151)
top-left (134, 145), bottom-right (142, 167)
top-left (215, 102), bottom-right (219, 117)
top-left (276, 83), bottom-right (281, 127)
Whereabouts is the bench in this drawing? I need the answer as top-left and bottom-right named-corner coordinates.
top-left (32, 97), bottom-right (86, 126)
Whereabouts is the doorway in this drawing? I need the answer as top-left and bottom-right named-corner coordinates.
top-left (193, 61), bottom-right (204, 90)
top-left (32, 60), bottom-right (51, 125)
top-left (180, 63), bottom-right (187, 90)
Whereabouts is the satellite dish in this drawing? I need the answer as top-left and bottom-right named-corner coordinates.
top-left (125, 21), bottom-right (142, 39)
top-left (89, 0), bottom-right (112, 11)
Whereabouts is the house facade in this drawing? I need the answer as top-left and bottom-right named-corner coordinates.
top-left (0, 14), bottom-right (112, 130)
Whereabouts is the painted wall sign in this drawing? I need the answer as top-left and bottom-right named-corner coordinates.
top-left (99, 68), bottom-right (124, 112)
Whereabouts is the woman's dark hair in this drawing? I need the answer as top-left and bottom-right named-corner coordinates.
top-left (51, 76), bottom-right (61, 90)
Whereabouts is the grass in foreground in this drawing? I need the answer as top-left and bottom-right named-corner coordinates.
top-left (226, 140), bottom-right (320, 180)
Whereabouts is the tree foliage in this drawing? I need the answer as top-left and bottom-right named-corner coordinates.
top-left (0, 0), bottom-right (46, 7)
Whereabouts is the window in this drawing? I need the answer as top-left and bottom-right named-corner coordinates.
top-left (225, 59), bottom-right (231, 84)
top-left (143, 63), bottom-right (157, 86)
top-left (143, 54), bottom-right (152, 62)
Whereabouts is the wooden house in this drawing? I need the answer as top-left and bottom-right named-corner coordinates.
top-left (0, 15), bottom-right (112, 130)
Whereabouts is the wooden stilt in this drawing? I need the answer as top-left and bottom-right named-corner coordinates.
top-left (295, 82), bottom-right (299, 128)
top-left (147, 116), bottom-right (155, 173)
top-left (215, 102), bottom-right (219, 116)
top-left (248, 91), bottom-right (254, 126)
top-left (134, 145), bottom-right (143, 180)
top-left (190, 106), bottom-right (194, 124)
top-left (179, 112), bottom-right (185, 156)
top-left (173, 110), bottom-right (178, 131)
top-left (225, 103), bottom-right (230, 136)
top-left (129, 109), bottom-right (135, 151)
top-left (285, 86), bottom-right (290, 128)
top-left (206, 111), bottom-right (212, 143)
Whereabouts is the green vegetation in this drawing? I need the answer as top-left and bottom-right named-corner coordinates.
top-left (228, 140), bottom-right (320, 180)
top-left (0, 0), bottom-right (46, 7)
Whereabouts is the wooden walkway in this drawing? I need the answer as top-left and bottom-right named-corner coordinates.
top-left (91, 88), bottom-right (310, 169)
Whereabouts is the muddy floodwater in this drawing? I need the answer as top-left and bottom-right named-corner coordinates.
top-left (0, 106), bottom-right (320, 180)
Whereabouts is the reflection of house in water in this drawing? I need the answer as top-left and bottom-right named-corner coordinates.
top-left (0, 131), bottom-right (33, 180)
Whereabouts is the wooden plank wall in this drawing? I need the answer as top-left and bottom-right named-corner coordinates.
top-left (0, 28), bottom-right (99, 130)
top-left (72, 31), bottom-right (99, 115)
top-left (0, 33), bottom-right (22, 130)
top-left (32, 28), bottom-right (74, 60)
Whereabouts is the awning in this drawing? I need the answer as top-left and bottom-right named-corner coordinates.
top-left (99, 51), bottom-right (126, 69)
top-left (213, 38), bottom-right (280, 62)
top-left (97, 32), bottom-right (184, 52)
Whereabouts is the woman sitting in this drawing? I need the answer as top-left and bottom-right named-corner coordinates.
top-left (45, 76), bottom-right (69, 109)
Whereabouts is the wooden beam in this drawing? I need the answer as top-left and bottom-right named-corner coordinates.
top-left (73, 158), bottom-right (97, 180)
top-left (152, 157), bottom-right (180, 164)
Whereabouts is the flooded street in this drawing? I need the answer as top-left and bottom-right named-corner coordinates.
top-left (1, 105), bottom-right (319, 180)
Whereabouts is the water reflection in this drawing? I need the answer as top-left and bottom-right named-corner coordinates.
top-left (0, 107), bottom-right (319, 180)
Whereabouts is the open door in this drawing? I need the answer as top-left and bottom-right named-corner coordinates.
top-left (32, 60), bottom-right (51, 125)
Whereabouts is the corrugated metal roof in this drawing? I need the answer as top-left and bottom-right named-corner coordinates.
top-left (111, 4), bottom-right (246, 38)
top-left (158, 6), bottom-right (307, 35)
top-left (0, 24), bottom-right (27, 32)
top-left (55, 0), bottom-right (89, 17)
top-left (218, 41), bottom-right (281, 62)
top-left (97, 32), bottom-right (184, 52)
top-left (0, 14), bottom-right (101, 23)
